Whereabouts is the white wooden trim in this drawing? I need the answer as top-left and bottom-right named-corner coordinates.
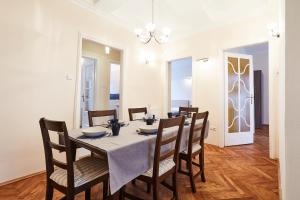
top-left (0, 171), bottom-right (45, 187)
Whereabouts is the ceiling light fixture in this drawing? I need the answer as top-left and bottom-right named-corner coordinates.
top-left (134, 0), bottom-right (171, 44)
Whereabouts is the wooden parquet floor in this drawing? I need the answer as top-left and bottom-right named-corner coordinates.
top-left (0, 126), bottom-right (279, 200)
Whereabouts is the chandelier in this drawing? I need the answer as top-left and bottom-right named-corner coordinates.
top-left (134, 0), bottom-right (171, 44)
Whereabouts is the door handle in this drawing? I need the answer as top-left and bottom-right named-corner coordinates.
top-left (247, 96), bottom-right (254, 104)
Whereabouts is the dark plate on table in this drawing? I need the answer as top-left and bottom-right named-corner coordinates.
top-left (137, 131), bottom-right (158, 136)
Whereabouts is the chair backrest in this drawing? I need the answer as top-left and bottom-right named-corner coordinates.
top-left (39, 118), bottom-right (75, 188)
top-left (88, 110), bottom-right (117, 127)
top-left (152, 116), bottom-right (185, 178)
top-left (187, 111), bottom-right (209, 156)
top-left (128, 107), bottom-right (147, 121)
top-left (179, 107), bottom-right (199, 117)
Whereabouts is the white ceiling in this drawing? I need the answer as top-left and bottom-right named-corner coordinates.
top-left (73, 0), bottom-right (271, 40)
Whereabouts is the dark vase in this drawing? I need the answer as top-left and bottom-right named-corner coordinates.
top-left (146, 118), bottom-right (154, 125)
top-left (110, 119), bottom-right (121, 136)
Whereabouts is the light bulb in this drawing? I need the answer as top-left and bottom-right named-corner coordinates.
top-left (158, 35), bottom-right (169, 43)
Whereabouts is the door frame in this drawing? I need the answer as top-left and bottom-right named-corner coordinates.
top-left (73, 32), bottom-right (126, 128)
top-left (221, 40), bottom-right (278, 159)
top-left (224, 52), bottom-right (255, 146)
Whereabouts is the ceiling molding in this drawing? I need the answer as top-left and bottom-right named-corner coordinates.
top-left (72, 0), bottom-right (272, 41)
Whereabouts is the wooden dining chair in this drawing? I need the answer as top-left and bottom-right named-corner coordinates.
top-left (178, 111), bottom-right (209, 193)
top-left (128, 107), bottom-right (147, 121)
top-left (121, 116), bottom-right (185, 200)
top-left (39, 118), bottom-right (109, 200)
top-left (88, 109), bottom-right (117, 127)
top-left (178, 106), bottom-right (199, 118)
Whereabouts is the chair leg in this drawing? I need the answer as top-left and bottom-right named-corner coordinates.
top-left (152, 181), bottom-right (159, 200)
top-left (147, 182), bottom-right (151, 193)
top-left (45, 180), bottom-right (53, 200)
top-left (188, 160), bottom-right (196, 193)
top-left (119, 186), bottom-right (125, 200)
top-left (185, 160), bottom-right (189, 170)
top-left (178, 158), bottom-right (182, 172)
top-left (66, 194), bottom-right (75, 200)
top-left (85, 188), bottom-right (91, 200)
top-left (132, 179), bottom-right (136, 185)
top-left (172, 173), bottom-right (179, 200)
top-left (103, 179), bottom-right (109, 199)
top-left (200, 152), bottom-right (206, 182)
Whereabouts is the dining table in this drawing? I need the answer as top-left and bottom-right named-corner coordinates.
top-left (68, 119), bottom-right (209, 194)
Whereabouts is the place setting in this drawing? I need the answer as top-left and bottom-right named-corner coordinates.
top-left (136, 114), bottom-right (159, 136)
top-left (78, 119), bottom-right (125, 139)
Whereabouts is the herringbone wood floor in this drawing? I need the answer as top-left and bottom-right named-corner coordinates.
top-left (0, 126), bottom-right (279, 200)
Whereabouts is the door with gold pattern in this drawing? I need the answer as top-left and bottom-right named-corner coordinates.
top-left (225, 53), bottom-right (254, 146)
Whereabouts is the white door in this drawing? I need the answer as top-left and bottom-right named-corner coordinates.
top-left (225, 53), bottom-right (254, 146)
top-left (80, 57), bottom-right (96, 128)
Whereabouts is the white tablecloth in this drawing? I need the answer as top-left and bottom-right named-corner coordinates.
top-left (69, 120), bottom-right (209, 194)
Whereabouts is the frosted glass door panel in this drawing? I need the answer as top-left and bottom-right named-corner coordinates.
top-left (225, 53), bottom-right (254, 146)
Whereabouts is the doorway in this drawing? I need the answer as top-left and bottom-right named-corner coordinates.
top-left (168, 57), bottom-right (193, 114)
top-left (75, 36), bottom-right (123, 128)
top-left (224, 42), bottom-right (269, 147)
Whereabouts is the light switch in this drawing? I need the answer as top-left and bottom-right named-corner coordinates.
top-left (65, 74), bottom-right (73, 80)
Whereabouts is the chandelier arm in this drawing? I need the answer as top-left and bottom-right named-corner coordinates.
top-left (136, 31), bottom-right (152, 44)
top-left (153, 34), bottom-right (162, 44)
top-left (143, 36), bottom-right (152, 44)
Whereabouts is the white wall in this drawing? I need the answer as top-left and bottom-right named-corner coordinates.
top-left (285, 0), bottom-right (300, 199)
top-left (162, 14), bottom-right (278, 147)
top-left (0, 0), bottom-right (163, 183)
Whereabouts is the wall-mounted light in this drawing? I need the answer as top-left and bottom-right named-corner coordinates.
top-left (267, 23), bottom-right (280, 38)
top-left (105, 46), bottom-right (110, 54)
top-left (196, 57), bottom-right (209, 62)
top-left (140, 50), bottom-right (155, 65)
